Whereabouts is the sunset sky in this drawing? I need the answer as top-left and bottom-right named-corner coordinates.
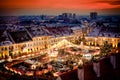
top-left (0, 0), bottom-right (120, 15)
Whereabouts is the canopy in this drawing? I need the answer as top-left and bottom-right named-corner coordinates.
top-left (50, 39), bottom-right (79, 49)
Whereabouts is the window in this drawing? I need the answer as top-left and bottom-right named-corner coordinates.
top-left (5, 47), bottom-right (7, 50)
top-left (1, 48), bottom-right (4, 51)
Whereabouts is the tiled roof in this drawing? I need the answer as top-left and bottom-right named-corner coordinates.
top-left (8, 31), bottom-right (32, 43)
top-left (87, 26), bottom-right (120, 38)
top-left (26, 26), bottom-right (73, 37)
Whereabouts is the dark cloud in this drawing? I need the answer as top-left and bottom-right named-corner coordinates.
top-left (110, 0), bottom-right (120, 5)
top-left (95, 0), bottom-right (120, 5)
top-left (0, 8), bottom-right (23, 16)
top-left (100, 7), bottom-right (120, 15)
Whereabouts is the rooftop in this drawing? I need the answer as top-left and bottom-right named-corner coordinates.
top-left (26, 26), bottom-right (48, 37)
top-left (26, 26), bottom-right (73, 37)
top-left (0, 29), bottom-right (12, 46)
top-left (87, 26), bottom-right (120, 38)
top-left (45, 26), bottom-right (73, 37)
top-left (8, 31), bottom-right (32, 43)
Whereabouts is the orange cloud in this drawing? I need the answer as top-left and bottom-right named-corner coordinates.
top-left (0, 0), bottom-right (120, 15)
top-left (1, 0), bottom-right (119, 9)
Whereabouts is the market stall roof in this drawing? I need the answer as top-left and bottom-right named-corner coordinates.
top-left (50, 39), bottom-right (79, 49)
top-left (49, 39), bottom-right (100, 50)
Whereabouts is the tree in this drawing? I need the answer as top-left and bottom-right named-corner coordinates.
top-left (81, 36), bottom-right (86, 45)
top-left (74, 37), bottom-right (83, 45)
top-left (9, 51), bottom-right (13, 57)
top-left (100, 41), bottom-right (112, 57)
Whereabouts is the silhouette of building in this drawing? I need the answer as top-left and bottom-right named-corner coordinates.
top-left (90, 12), bottom-right (98, 20)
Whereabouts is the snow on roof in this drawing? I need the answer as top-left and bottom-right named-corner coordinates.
top-left (71, 26), bottom-right (81, 30)
top-left (26, 26), bottom-right (73, 37)
top-left (87, 26), bottom-right (120, 38)
top-left (87, 27), bottom-right (99, 37)
top-left (0, 41), bottom-right (12, 46)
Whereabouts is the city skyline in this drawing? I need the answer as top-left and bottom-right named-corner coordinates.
top-left (0, 0), bottom-right (120, 16)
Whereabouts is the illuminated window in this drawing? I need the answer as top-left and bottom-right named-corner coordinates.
top-left (5, 47), bottom-right (7, 50)
top-left (1, 48), bottom-right (4, 51)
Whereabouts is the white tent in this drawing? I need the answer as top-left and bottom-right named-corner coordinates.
top-left (50, 39), bottom-right (78, 49)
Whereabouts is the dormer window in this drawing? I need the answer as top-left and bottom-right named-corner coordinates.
top-left (102, 33), bottom-right (104, 36)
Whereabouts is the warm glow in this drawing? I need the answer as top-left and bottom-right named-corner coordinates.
top-left (0, 0), bottom-right (120, 15)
